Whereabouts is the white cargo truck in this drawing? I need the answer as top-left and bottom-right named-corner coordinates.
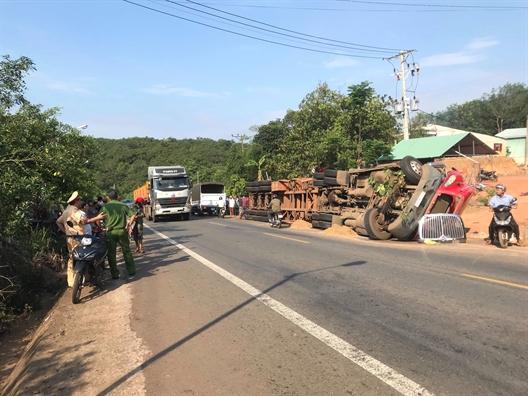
top-left (144, 166), bottom-right (191, 222)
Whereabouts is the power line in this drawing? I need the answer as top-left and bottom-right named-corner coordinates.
top-left (123, 0), bottom-right (387, 58)
top-left (336, 0), bottom-right (527, 9)
top-left (187, 2), bottom-right (522, 12)
top-left (177, 0), bottom-right (400, 51)
top-left (156, 0), bottom-right (395, 53)
top-left (154, 0), bottom-right (393, 53)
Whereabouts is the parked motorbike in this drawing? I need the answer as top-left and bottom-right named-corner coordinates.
top-left (269, 211), bottom-right (284, 228)
top-left (66, 221), bottom-right (112, 304)
top-left (489, 200), bottom-right (517, 248)
top-left (476, 169), bottom-right (498, 182)
top-left (216, 205), bottom-right (226, 218)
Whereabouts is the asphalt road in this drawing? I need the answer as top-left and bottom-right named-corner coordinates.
top-left (127, 215), bottom-right (528, 396)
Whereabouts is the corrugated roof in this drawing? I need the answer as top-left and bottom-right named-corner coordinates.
top-left (496, 128), bottom-right (527, 139)
top-left (382, 132), bottom-right (497, 161)
top-left (386, 133), bottom-right (469, 160)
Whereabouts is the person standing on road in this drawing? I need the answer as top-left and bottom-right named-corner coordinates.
top-left (239, 195), bottom-right (249, 219)
top-left (100, 189), bottom-right (137, 279)
top-left (56, 192), bottom-right (106, 287)
top-left (486, 184), bottom-right (521, 245)
top-left (133, 197), bottom-right (145, 253)
top-left (228, 195), bottom-right (235, 216)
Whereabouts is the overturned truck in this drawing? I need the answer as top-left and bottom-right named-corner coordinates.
top-left (245, 156), bottom-right (475, 241)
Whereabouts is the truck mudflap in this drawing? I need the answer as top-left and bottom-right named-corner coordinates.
top-left (388, 165), bottom-right (443, 240)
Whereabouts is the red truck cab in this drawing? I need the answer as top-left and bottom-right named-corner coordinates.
top-left (425, 169), bottom-right (475, 216)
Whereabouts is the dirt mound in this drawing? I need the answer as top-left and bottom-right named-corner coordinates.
top-left (442, 156), bottom-right (521, 179)
top-left (290, 220), bottom-right (312, 229)
top-left (322, 224), bottom-right (359, 238)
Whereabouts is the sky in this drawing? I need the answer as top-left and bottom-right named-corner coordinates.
top-left (1, 0), bottom-right (527, 141)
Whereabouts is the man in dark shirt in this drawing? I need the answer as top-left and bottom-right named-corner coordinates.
top-left (267, 194), bottom-right (281, 222)
top-left (100, 189), bottom-right (137, 278)
top-left (239, 195), bottom-right (249, 219)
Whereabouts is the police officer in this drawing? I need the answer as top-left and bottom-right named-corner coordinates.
top-left (100, 189), bottom-right (137, 278)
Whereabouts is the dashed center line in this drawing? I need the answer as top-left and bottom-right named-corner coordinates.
top-left (461, 273), bottom-right (528, 290)
top-left (263, 232), bottom-right (310, 244)
top-left (209, 222), bottom-right (227, 227)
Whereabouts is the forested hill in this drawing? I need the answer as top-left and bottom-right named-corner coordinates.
top-left (93, 137), bottom-right (248, 197)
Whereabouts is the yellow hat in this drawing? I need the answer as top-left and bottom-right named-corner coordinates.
top-left (67, 191), bottom-right (79, 203)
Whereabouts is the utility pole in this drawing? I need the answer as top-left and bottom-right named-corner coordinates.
top-left (232, 134), bottom-right (249, 151)
top-left (384, 50), bottom-right (417, 140)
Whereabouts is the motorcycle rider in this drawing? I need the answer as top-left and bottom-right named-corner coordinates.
top-left (56, 191), bottom-right (107, 287)
top-left (267, 194), bottom-right (282, 223)
top-left (486, 184), bottom-right (521, 245)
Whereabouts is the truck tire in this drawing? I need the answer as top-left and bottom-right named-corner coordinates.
top-left (318, 213), bottom-right (333, 222)
top-left (323, 177), bottom-right (339, 186)
top-left (153, 214), bottom-right (158, 223)
top-left (364, 208), bottom-right (392, 240)
top-left (313, 172), bottom-right (325, 180)
top-left (182, 213), bottom-right (189, 221)
top-left (324, 169), bottom-right (338, 177)
top-left (401, 156), bottom-right (422, 185)
top-left (313, 180), bottom-right (325, 187)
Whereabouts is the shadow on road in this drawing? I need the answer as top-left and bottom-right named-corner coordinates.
top-left (95, 256), bottom-right (365, 395)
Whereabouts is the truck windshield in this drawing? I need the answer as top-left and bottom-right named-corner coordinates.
top-left (154, 177), bottom-right (189, 190)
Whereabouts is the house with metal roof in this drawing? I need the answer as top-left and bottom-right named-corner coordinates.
top-left (495, 128), bottom-right (526, 165)
top-left (423, 124), bottom-right (507, 156)
top-left (381, 132), bottom-right (497, 162)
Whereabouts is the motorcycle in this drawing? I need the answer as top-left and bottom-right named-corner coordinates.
top-left (476, 169), bottom-right (498, 182)
top-left (269, 211), bottom-right (284, 228)
top-left (66, 221), bottom-right (112, 304)
top-left (489, 200), bottom-right (517, 248)
top-left (216, 205), bottom-right (226, 218)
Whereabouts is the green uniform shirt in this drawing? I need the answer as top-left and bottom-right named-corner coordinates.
top-left (100, 201), bottom-right (135, 229)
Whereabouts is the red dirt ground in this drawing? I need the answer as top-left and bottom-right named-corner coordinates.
top-left (461, 172), bottom-right (528, 242)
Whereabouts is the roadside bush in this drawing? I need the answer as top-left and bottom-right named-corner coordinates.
top-left (0, 229), bottom-right (66, 332)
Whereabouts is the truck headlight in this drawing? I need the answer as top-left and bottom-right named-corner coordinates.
top-left (443, 174), bottom-right (457, 187)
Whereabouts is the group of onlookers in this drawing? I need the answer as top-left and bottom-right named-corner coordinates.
top-left (56, 190), bottom-right (144, 286)
top-left (225, 195), bottom-right (249, 218)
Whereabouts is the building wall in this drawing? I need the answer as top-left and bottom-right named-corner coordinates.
top-left (505, 138), bottom-right (526, 165)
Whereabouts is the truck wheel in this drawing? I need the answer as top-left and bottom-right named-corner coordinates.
top-left (153, 214), bottom-right (158, 223)
top-left (364, 208), bottom-right (392, 240)
top-left (72, 271), bottom-right (84, 304)
top-left (401, 156), bottom-right (422, 185)
top-left (183, 213), bottom-right (190, 221)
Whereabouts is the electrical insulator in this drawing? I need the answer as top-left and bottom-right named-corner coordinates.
top-left (397, 73), bottom-right (401, 81)
top-left (410, 98), bottom-right (419, 111)
top-left (394, 101), bottom-right (404, 114)
top-left (416, 66), bottom-right (420, 75)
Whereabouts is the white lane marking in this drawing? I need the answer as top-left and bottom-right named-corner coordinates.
top-left (145, 224), bottom-right (435, 396)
